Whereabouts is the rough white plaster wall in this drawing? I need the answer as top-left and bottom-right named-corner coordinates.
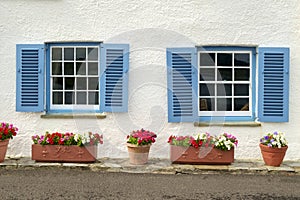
top-left (0, 0), bottom-right (300, 160)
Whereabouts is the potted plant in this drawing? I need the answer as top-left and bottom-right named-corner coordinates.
top-left (259, 131), bottom-right (288, 167)
top-left (0, 122), bottom-right (18, 162)
top-left (168, 132), bottom-right (238, 165)
top-left (126, 128), bottom-right (157, 165)
top-left (32, 132), bottom-right (103, 163)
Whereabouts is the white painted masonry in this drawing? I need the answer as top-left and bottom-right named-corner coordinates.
top-left (1, 0), bottom-right (300, 160)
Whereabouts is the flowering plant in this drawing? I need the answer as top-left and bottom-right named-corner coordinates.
top-left (0, 122), bottom-right (18, 141)
top-left (32, 132), bottom-right (103, 147)
top-left (168, 132), bottom-right (238, 151)
top-left (260, 131), bottom-right (287, 148)
top-left (126, 129), bottom-right (157, 146)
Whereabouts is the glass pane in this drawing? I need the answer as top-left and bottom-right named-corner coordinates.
top-left (200, 68), bottom-right (215, 81)
top-left (76, 48), bottom-right (86, 61)
top-left (76, 92), bottom-right (87, 104)
top-left (88, 92), bottom-right (99, 105)
top-left (88, 48), bottom-right (98, 61)
top-left (88, 77), bottom-right (99, 90)
top-left (200, 83), bottom-right (215, 96)
top-left (200, 53), bottom-right (215, 66)
top-left (65, 77), bottom-right (75, 90)
top-left (234, 98), bottom-right (249, 111)
top-left (65, 92), bottom-right (75, 104)
top-left (234, 69), bottom-right (250, 81)
top-left (64, 48), bottom-right (74, 61)
top-left (217, 84), bottom-right (232, 96)
top-left (234, 84), bottom-right (249, 96)
top-left (52, 62), bottom-right (62, 75)
top-left (217, 68), bottom-right (232, 81)
top-left (88, 62), bottom-right (98, 75)
top-left (52, 92), bottom-right (63, 104)
top-left (52, 77), bottom-right (63, 90)
top-left (217, 98), bottom-right (232, 111)
top-left (234, 53), bottom-right (250, 66)
top-left (76, 62), bottom-right (86, 75)
top-left (52, 48), bottom-right (62, 60)
top-left (64, 62), bottom-right (74, 75)
top-left (217, 53), bottom-right (232, 66)
top-left (199, 98), bottom-right (215, 111)
top-left (76, 77), bottom-right (87, 90)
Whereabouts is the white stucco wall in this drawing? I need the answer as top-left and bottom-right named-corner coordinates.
top-left (1, 0), bottom-right (300, 160)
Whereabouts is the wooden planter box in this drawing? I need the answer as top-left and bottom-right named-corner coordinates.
top-left (170, 145), bottom-right (234, 165)
top-left (32, 144), bottom-right (97, 163)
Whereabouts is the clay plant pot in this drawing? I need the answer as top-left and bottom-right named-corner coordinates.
top-left (0, 140), bottom-right (9, 163)
top-left (127, 143), bottom-right (151, 165)
top-left (259, 143), bottom-right (288, 167)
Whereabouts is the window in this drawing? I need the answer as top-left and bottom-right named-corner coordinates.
top-left (198, 50), bottom-right (252, 117)
top-left (167, 46), bottom-right (289, 123)
top-left (16, 43), bottom-right (129, 113)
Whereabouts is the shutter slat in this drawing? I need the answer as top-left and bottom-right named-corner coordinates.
top-left (258, 47), bottom-right (289, 122)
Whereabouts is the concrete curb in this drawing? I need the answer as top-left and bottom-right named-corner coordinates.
top-left (1, 158), bottom-right (300, 175)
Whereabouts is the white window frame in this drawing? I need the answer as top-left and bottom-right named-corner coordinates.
top-left (198, 50), bottom-right (252, 117)
top-left (50, 45), bottom-right (100, 110)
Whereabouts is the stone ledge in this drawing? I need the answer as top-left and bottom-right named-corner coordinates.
top-left (194, 121), bottom-right (262, 127)
top-left (40, 113), bottom-right (107, 119)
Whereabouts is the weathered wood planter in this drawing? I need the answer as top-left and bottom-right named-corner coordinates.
top-left (170, 145), bottom-right (234, 165)
top-left (32, 144), bottom-right (97, 163)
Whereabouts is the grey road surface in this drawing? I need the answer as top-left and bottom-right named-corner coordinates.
top-left (0, 168), bottom-right (299, 200)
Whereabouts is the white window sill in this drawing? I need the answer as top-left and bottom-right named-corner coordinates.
top-left (194, 121), bottom-right (261, 127)
top-left (40, 113), bottom-right (106, 119)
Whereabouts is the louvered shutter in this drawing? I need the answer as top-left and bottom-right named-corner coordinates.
top-left (167, 48), bottom-right (197, 122)
top-left (258, 47), bottom-right (289, 122)
top-left (100, 44), bottom-right (129, 112)
top-left (16, 44), bottom-right (44, 112)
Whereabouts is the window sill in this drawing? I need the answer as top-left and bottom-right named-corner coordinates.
top-left (40, 113), bottom-right (107, 119)
top-left (194, 121), bottom-right (261, 127)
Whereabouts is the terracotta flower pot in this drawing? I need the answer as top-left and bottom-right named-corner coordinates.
top-left (127, 143), bottom-right (151, 165)
top-left (259, 143), bottom-right (288, 167)
top-left (0, 140), bottom-right (9, 163)
top-left (32, 144), bottom-right (97, 163)
top-left (170, 145), bottom-right (234, 165)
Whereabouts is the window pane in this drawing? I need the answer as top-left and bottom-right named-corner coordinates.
top-left (234, 84), bottom-right (249, 96)
top-left (217, 84), bottom-right (232, 96)
top-left (76, 77), bottom-right (87, 90)
top-left (52, 62), bottom-right (62, 75)
top-left (53, 92), bottom-right (63, 104)
top-left (200, 68), bottom-right (215, 81)
top-left (234, 69), bottom-right (250, 81)
top-left (65, 77), bottom-right (75, 90)
top-left (88, 48), bottom-right (98, 61)
top-left (217, 68), bottom-right (232, 81)
top-left (88, 62), bottom-right (98, 75)
top-left (217, 98), bottom-right (232, 111)
top-left (88, 77), bottom-right (99, 90)
top-left (53, 77), bottom-right (63, 90)
top-left (234, 53), bottom-right (249, 66)
top-left (234, 98), bottom-right (249, 111)
top-left (76, 92), bottom-right (87, 104)
top-left (64, 62), bottom-right (74, 75)
top-left (88, 92), bottom-right (99, 105)
top-left (76, 48), bottom-right (86, 61)
top-left (65, 92), bottom-right (75, 104)
top-left (217, 53), bottom-right (232, 66)
top-left (200, 53), bottom-right (215, 66)
top-left (200, 83), bottom-right (215, 96)
top-left (64, 48), bottom-right (74, 61)
top-left (199, 98), bottom-right (215, 111)
top-left (76, 62), bottom-right (86, 75)
top-left (52, 48), bottom-right (62, 60)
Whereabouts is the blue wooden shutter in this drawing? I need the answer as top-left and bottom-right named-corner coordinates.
top-left (100, 44), bottom-right (129, 112)
top-left (258, 47), bottom-right (289, 122)
top-left (167, 48), bottom-right (197, 122)
top-left (16, 44), bottom-right (44, 112)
